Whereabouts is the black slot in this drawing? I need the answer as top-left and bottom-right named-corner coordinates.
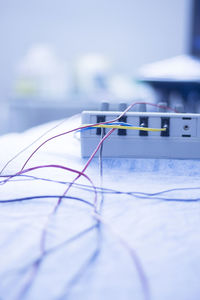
top-left (161, 117), bottom-right (170, 137)
top-left (96, 116), bottom-right (105, 135)
top-left (182, 117), bottom-right (191, 120)
top-left (118, 116), bottom-right (127, 135)
top-left (139, 117), bottom-right (148, 136)
top-left (182, 134), bottom-right (191, 137)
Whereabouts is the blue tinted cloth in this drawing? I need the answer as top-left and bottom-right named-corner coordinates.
top-left (0, 114), bottom-right (200, 300)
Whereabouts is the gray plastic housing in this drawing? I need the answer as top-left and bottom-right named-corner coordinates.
top-left (81, 111), bottom-right (200, 159)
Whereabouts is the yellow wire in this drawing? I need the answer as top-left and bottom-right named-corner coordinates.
top-left (84, 124), bottom-right (166, 132)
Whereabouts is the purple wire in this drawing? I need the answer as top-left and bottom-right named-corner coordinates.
top-left (2, 101), bottom-right (177, 300)
top-left (2, 164), bottom-right (97, 205)
top-left (20, 102), bottom-right (177, 172)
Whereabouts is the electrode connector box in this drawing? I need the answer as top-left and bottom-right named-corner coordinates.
top-left (81, 111), bottom-right (200, 159)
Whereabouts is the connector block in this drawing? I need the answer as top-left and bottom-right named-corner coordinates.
top-left (81, 111), bottom-right (200, 159)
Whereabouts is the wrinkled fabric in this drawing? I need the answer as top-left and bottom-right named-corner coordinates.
top-left (0, 115), bottom-right (200, 300)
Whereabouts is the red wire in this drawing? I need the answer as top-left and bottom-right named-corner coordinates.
top-left (54, 101), bottom-right (176, 209)
top-left (3, 101), bottom-right (177, 215)
top-left (20, 102), bottom-right (176, 171)
top-left (6, 101), bottom-right (169, 300)
top-left (57, 128), bottom-right (116, 212)
top-left (2, 164), bottom-right (97, 209)
top-left (3, 101), bottom-right (177, 240)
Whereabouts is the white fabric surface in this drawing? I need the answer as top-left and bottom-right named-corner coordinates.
top-left (0, 114), bottom-right (200, 300)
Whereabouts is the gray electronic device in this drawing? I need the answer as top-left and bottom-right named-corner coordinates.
top-left (81, 110), bottom-right (200, 159)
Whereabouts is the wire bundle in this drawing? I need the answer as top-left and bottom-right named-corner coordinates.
top-left (0, 102), bottom-right (190, 300)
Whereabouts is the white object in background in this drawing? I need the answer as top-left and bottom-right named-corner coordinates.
top-left (107, 76), bottom-right (156, 105)
top-left (139, 55), bottom-right (200, 82)
top-left (75, 53), bottom-right (110, 95)
top-left (107, 74), bottom-right (136, 100)
top-left (15, 44), bottom-right (70, 100)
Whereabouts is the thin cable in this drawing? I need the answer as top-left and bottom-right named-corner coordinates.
top-left (0, 195), bottom-right (93, 206)
top-left (16, 224), bottom-right (97, 300)
top-left (82, 124), bottom-right (166, 132)
top-left (0, 101), bottom-right (185, 300)
top-left (58, 246), bottom-right (100, 300)
top-left (79, 121), bottom-right (131, 132)
top-left (1, 173), bottom-right (200, 202)
top-left (57, 102), bottom-right (173, 206)
top-left (98, 129), bottom-right (104, 212)
top-left (94, 212), bottom-right (150, 300)
top-left (34, 129), bottom-right (111, 299)
top-left (129, 194), bottom-right (200, 202)
top-left (20, 124), bottom-right (111, 171)
top-left (57, 146), bottom-right (104, 298)
top-left (2, 224), bottom-right (97, 281)
top-left (57, 128), bottom-right (115, 209)
top-left (1, 101), bottom-right (176, 299)
top-left (58, 127), bottom-right (150, 299)
top-left (35, 130), bottom-right (115, 285)
top-left (2, 164), bottom-right (97, 205)
top-left (96, 131), bottom-right (149, 300)
top-left (20, 102), bottom-right (176, 171)
top-left (0, 118), bottom-right (70, 175)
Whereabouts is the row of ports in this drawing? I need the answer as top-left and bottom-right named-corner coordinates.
top-left (96, 116), bottom-right (191, 137)
top-left (96, 116), bottom-right (170, 137)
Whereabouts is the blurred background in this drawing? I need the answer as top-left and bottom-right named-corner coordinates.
top-left (0, 0), bottom-right (199, 134)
